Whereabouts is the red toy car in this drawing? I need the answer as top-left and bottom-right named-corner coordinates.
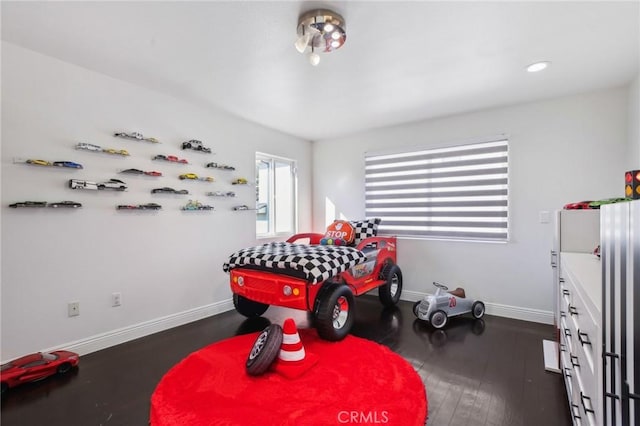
top-left (225, 231), bottom-right (402, 341)
top-left (1, 351), bottom-right (79, 394)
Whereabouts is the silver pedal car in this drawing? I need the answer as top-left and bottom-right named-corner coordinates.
top-left (413, 282), bottom-right (485, 329)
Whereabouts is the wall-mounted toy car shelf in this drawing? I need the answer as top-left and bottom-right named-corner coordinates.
top-left (14, 158), bottom-right (84, 169)
top-left (114, 131), bottom-right (160, 143)
top-left (69, 179), bottom-right (127, 191)
top-left (181, 140), bottom-right (213, 154)
top-left (181, 200), bottom-right (215, 211)
top-left (119, 168), bottom-right (163, 177)
top-left (152, 155), bottom-right (189, 164)
top-left (205, 162), bottom-right (235, 171)
top-left (75, 143), bottom-right (129, 156)
top-left (117, 203), bottom-right (162, 210)
top-left (206, 191), bottom-right (236, 198)
top-left (9, 201), bottom-right (82, 208)
top-left (232, 205), bottom-right (257, 211)
top-left (150, 187), bottom-right (189, 195)
top-left (179, 173), bottom-right (214, 182)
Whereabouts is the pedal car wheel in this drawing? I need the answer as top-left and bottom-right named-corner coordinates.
top-left (56, 363), bottom-right (72, 374)
top-left (472, 301), bottom-right (486, 319)
top-left (246, 324), bottom-right (283, 376)
top-left (315, 285), bottom-right (355, 341)
top-left (412, 301), bottom-right (421, 317)
top-left (378, 264), bottom-right (403, 307)
top-left (233, 294), bottom-right (269, 318)
top-left (430, 310), bottom-right (448, 329)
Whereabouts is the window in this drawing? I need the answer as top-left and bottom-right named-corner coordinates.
top-left (365, 138), bottom-right (509, 242)
top-left (256, 153), bottom-right (297, 237)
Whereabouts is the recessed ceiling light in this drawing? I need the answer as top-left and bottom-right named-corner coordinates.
top-left (526, 61), bottom-right (551, 73)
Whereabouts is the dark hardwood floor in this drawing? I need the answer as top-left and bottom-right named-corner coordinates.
top-left (1, 296), bottom-right (571, 425)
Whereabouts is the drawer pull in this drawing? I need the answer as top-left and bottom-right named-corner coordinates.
top-left (564, 328), bottom-right (572, 338)
top-left (564, 367), bottom-right (572, 379)
top-left (568, 305), bottom-right (578, 316)
top-left (571, 403), bottom-right (581, 420)
top-left (570, 355), bottom-right (580, 367)
top-left (560, 311), bottom-right (567, 319)
top-left (580, 392), bottom-right (595, 414)
top-left (551, 251), bottom-right (557, 267)
top-left (577, 330), bottom-right (591, 346)
top-left (562, 289), bottom-right (570, 296)
top-left (560, 343), bottom-right (567, 352)
top-left (559, 278), bottom-right (565, 283)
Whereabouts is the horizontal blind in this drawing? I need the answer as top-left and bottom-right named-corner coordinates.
top-left (365, 139), bottom-right (508, 242)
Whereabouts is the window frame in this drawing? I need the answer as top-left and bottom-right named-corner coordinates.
top-left (255, 152), bottom-right (298, 238)
top-left (364, 137), bottom-right (509, 243)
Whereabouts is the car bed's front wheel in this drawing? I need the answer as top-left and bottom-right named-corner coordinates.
top-left (315, 285), bottom-right (355, 341)
top-left (233, 294), bottom-right (269, 318)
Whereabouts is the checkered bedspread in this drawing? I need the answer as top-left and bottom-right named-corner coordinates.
top-left (223, 242), bottom-right (367, 284)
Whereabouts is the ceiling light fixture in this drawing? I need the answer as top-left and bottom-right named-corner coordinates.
top-left (526, 61), bottom-right (551, 73)
top-left (295, 9), bottom-right (346, 66)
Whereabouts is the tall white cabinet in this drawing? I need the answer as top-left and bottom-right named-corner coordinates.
top-left (601, 199), bottom-right (639, 426)
top-left (552, 210), bottom-right (602, 426)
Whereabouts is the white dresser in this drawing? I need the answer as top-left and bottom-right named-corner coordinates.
top-left (559, 252), bottom-right (602, 426)
top-left (551, 210), bottom-right (601, 426)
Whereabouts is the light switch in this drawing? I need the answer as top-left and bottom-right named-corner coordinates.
top-left (539, 211), bottom-right (550, 224)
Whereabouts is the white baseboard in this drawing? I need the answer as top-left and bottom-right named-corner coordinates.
top-left (41, 291), bottom-right (552, 359)
top-left (401, 290), bottom-right (554, 325)
top-left (45, 299), bottom-right (235, 357)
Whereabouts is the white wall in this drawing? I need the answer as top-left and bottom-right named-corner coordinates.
top-left (1, 42), bottom-right (312, 361)
top-left (628, 74), bottom-right (640, 169)
top-left (313, 88), bottom-right (628, 322)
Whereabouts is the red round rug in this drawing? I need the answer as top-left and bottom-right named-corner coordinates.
top-left (150, 328), bottom-right (427, 425)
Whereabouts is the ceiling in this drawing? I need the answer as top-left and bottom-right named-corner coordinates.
top-left (2, 1), bottom-right (639, 141)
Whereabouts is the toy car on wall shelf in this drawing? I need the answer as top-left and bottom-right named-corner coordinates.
top-left (114, 131), bottom-right (159, 143)
top-left (181, 200), bottom-right (214, 211)
top-left (151, 187), bottom-right (189, 194)
top-left (206, 191), bottom-right (236, 197)
top-left (205, 162), bottom-right (235, 170)
top-left (53, 161), bottom-right (83, 169)
top-left (120, 169), bottom-right (163, 177)
top-left (232, 205), bottom-right (252, 211)
top-left (181, 139), bottom-right (212, 153)
top-left (49, 201), bottom-right (82, 208)
top-left (9, 201), bottom-right (48, 208)
top-left (102, 148), bottom-right (129, 156)
top-left (69, 179), bottom-right (98, 190)
top-left (179, 173), bottom-right (214, 182)
top-left (413, 282), bottom-right (485, 329)
top-left (97, 179), bottom-right (127, 191)
top-left (152, 154), bottom-right (188, 164)
top-left (26, 159), bottom-right (52, 166)
top-left (232, 178), bottom-right (249, 185)
top-left (75, 142), bottom-right (103, 152)
top-left (117, 203), bottom-right (162, 210)
top-left (1, 350), bottom-right (79, 394)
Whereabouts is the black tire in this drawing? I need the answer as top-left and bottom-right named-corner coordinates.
top-left (315, 285), bottom-right (355, 341)
top-left (430, 310), bottom-right (448, 329)
top-left (57, 363), bottom-right (71, 374)
top-left (378, 264), bottom-right (403, 307)
top-left (472, 301), bottom-right (485, 319)
top-left (246, 324), bottom-right (283, 376)
top-left (233, 294), bottom-right (269, 318)
top-left (183, 143), bottom-right (191, 150)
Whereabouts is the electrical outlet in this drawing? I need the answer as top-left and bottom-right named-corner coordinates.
top-left (112, 292), bottom-right (122, 307)
top-left (68, 302), bottom-right (80, 317)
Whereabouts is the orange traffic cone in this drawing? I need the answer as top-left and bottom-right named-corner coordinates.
top-left (273, 318), bottom-right (318, 379)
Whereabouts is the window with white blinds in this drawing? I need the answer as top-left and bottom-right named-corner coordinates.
top-left (365, 139), bottom-right (509, 242)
